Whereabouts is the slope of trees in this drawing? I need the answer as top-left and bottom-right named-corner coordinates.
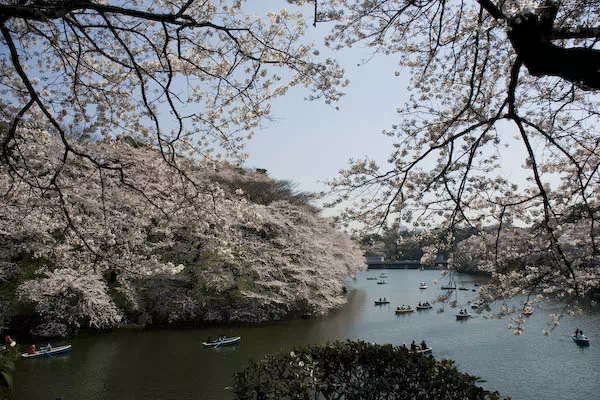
top-left (0, 134), bottom-right (364, 337)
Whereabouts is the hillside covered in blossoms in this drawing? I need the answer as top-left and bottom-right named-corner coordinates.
top-left (0, 131), bottom-right (364, 337)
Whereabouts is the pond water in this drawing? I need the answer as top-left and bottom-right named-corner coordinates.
top-left (13, 270), bottom-right (600, 400)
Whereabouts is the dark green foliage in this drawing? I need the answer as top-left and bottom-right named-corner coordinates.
top-left (214, 170), bottom-right (316, 211)
top-left (234, 341), bottom-right (507, 400)
top-left (120, 135), bottom-right (146, 148)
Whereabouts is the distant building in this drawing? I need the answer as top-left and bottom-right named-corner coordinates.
top-left (364, 252), bottom-right (447, 269)
top-left (365, 255), bottom-right (385, 264)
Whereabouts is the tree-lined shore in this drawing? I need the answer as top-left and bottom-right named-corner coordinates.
top-left (0, 135), bottom-right (364, 337)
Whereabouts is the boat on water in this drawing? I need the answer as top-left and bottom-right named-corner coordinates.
top-left (523, 307), bottom-right (534, 316)
top-left (374, 300), bottom-right (390, 305)
top-left (395, 307), bottom-right (414, 314)
top-left (202, 336), bottom-right (241, 348)
top-left (366, 277), bottom-right (378, 280)
top-left (21, 344), bottom-right (72, 359)
top-left (377, 280), bottom-right (387, 285)
top-left (416, 304), bottom-right (432, 310)
top-left (456, 312), bottom-right (471, 320)
top-left (458, 287), bottom-right (469, 291)
top-left (410, 347), bottom-right (432, 355)
top-left (380, 273), bottom-right (388, 278)
top-left (441, 286), bottom-right (456, 290)
top-left (572, 334), bottom-right (590, 346)
top-left (419, 281), bottom-right (427, 289)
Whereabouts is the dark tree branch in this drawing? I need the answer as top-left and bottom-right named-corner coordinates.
top-left (508, 13), bottom-right (600, 90)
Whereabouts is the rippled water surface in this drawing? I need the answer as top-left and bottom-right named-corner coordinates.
top-left (13, 270), bottom-right (600, 399)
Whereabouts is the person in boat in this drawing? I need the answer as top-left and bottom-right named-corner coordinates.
top-left (46, 343), bottom-right (52, 350)
top-left (418, 302), bottom-right (422, 307)
top-left (28, 344), bottom-right (36, 354)
top-left (410, 341), bottom-right (417, 351)
top-left (396, 306), bottom-right (400, 311)
top-left (383, 297), bottom-right (387, 301)
top-left (4, 335), bottom-right (15, 347)
top-left (379, 298), bottom-right (382, 302)
top-left (421, 340), bottom-right (427, 350)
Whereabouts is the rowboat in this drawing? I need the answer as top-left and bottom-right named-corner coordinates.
top-left (202, 336), bottom-right (241, 348)
top-left (374, 300), bottom-right (390, 305)
top-left (410, 347), bottom-right (432, 355)
top-left (21, 344), bottom-right (72, 359)
top-left (366, 277), bottom-right (378, 280)
top-left (416, 304), bottom-right (432, 310)
top-left (395, 307), bottom-right (414, 314)
top-left (377, 280), bottom-right (387, 285)
top-left (456, 312), bottom-right (471, 320)
top-left (380, 273), bottom-right (388, 278)
top-left (419, 281), bottom-right (427, 289)
top-left (572, 334), bottom-right (590, 346)
top-left (441, 286), bottom-right (456, 290)
top-left (458, 287), bottom-right (469, 291)
top-left (523, 307), bottom-right (534, 316)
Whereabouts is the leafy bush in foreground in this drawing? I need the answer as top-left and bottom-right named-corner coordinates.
top-left (234, 341), bottom-right (507, 400)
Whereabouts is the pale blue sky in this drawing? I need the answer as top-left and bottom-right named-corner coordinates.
top-left (245, 45), bottom-right (402, 194)
top-left (243, 4), bottom-right (532, 200)
top-left (244, 2), bottom-right (409, 194)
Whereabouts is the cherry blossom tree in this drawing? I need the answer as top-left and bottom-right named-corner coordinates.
top-left (0, 1), bottom-right (358, 336)
top-left (318, 0), bottom-right (600, 309)
top-left (0, 0), bottom-right (345, 225)
top-left (1, 133), bottom-right (364, 336)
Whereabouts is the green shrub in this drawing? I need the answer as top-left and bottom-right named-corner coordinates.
top-left (234, 340), bottom-right (507, 400)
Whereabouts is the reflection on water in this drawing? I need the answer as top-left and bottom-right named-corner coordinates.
top-left (13, 270), bottom-right (600, 400)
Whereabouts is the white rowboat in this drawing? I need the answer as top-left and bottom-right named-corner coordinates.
top-left (202, 336), bottom-right (241, 348)
top-left (21, 344), bottom-right (72, 359)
